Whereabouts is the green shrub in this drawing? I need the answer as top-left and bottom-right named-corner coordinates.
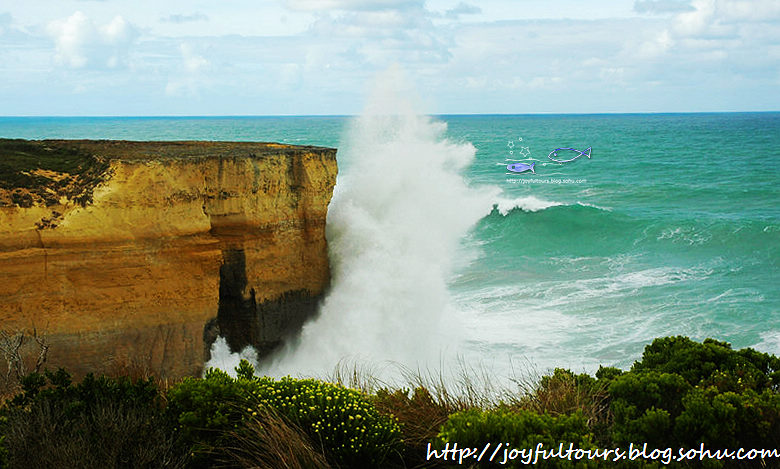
top-left (0, 369), bottom-right (185, 468)
top-left (633, 337), bottom-right (780, 390)
top-left (165, 367), bottom-right (256, 466)
top-left (675, 387), bottom-right (780, 449)
top-left (0, 433), bottom-right (7, 468)
top-left (0, 139), bottom-right (111, 207)
top-left (168, 361), bottom-right (402, 468)
top-left (249, 374), bottom-right (403, 468)
top-left (595, 366), bottom-right (623, 383)
top-left (609, 371), bottom-right (691, 446)
top-left (438, 408), bottom-right (594, 468)
top-left (609, 337), bottom-right (780, 455)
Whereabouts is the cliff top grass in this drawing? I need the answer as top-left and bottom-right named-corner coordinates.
top-left (0, 138), bottom-right (336, 208)
top-left (0, 139), bottom-right (110, 207)
top-left (13, 139), bottom-right (336, 161)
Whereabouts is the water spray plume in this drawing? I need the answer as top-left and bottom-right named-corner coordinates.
top-left (208, 68), bottom-right (498, 378)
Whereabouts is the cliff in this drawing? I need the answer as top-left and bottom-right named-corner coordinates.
top-left (0, 139), bottom-right (337, 378)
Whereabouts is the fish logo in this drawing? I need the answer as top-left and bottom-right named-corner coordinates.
top-left (548, 147), bottom-right (592, 163)
top-left (506, 162), bottom-right (535, 174)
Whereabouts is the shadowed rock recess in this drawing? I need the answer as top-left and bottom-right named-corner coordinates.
top-left (0, 139), bottom-right (337, 378)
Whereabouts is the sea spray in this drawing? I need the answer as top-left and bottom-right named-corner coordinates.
top-left (202, 74), bottom-right (567, 378)
top-left (205, 337), bottom-right (257, 377)
top-left (258, 70), bottom-right (497, 377)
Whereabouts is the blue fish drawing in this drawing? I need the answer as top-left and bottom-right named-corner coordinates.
top-left (507, 162), bottom-right (535, 173)
top-left (548, 147), bottom-right (592, 163)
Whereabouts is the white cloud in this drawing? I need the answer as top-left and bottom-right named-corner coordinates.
top-left (166, 43), bottom-right (210, 97)
top-left (300, 1), bottom-right (452, 69)
top-left (444, 3), bottom-right (481, 19)
top-left (180, 43), bottom-right (208, 73)
top-left (599, 67), bottom-right (627, 86)
top-left (635, 0), bottom-right (695, 14)
top-left (160, 13), bottom-right (208, 24)
top-left (718, 0), bottom-right (780, 22)
top-left (632, 0), bottom-right (780, 67)
top-left (279, 63), bottom-right (303, 89)
top-left (0, 12), bottom-right (12, 34)
top-left (636, 29), bottom-right (675, 58)
top-left (672, 0), bottom-right (722, 37)
top-left (526, 76), bottom-right (562, 89)
top-left (284, 0), bottom-right (421, 11)
top-left (1, 1), bottom-right (778, 114)
top-left (46, 11), bottom-right (138, 68)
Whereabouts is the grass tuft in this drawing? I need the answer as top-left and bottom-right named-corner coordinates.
top-left (216, 406), bottom-right (332, 469)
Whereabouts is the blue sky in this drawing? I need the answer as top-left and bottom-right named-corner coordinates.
top-left (1, 0), bottom-right (779, 115)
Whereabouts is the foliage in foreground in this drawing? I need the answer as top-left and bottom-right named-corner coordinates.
top-left (0, 369), bottom-right (186, 468)
top-left (167, 361), bottom-right (402, 468)
top-left (0, 336), bottom-right (778, 469)
top-left (248, 373), bottom-right (402, 466)
top-left (609, 337), bottom-right (780, 451)
top-left (434, 337), bottom-right (780, 468)
top-left (439, 408), bottom-right (595, 468)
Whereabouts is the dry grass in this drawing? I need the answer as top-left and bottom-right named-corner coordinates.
top-left (326, 358), bottom-right (390, 395)
top-left (104, 353), bottom-right (188, 400)
top-left (215, 407), bottom-right (331, 469)
top-left (325, 359), bottom-right (512, 467)
top-left (1, 398), bottom-right (187, 468)
top-left (323, 359), bottom-right (618, 464)
top-left (509, 368), bottom-right (613, 444)
top-left (519, 374), bottom-right (608, 417)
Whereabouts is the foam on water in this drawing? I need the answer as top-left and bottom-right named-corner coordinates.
top-left (493, 196), bottom-right (563, 214)
top-left (756, 331), bottom-right (780, 356)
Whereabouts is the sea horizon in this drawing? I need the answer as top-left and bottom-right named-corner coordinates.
top-left (1, 110), bottom-right (780, 119)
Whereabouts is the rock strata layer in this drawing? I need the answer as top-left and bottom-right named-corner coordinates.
top-left (0, 139), bottom-right (337, 378)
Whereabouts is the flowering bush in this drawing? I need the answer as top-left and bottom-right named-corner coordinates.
top-left (249, 373), bottom-right (403, 467)
top-left (168, 361), bottom-right (402, 468)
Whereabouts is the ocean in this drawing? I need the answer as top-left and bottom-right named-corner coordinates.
top-left (1, 112), bottom-right (778, 380)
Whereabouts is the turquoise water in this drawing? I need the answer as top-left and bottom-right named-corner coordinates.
top-left (447, 113), bottom-right (780, 371)
top-left (1, 113), bottom-right (778, 373)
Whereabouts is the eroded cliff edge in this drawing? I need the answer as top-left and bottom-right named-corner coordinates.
top-left (0, 139), bottom-right (337, 378)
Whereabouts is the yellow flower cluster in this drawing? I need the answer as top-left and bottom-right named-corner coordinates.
top-left (248, 376), bottom-right (402, 466)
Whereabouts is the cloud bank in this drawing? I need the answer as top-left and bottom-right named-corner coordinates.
top-left (0, 0), bottom-right (778, 114)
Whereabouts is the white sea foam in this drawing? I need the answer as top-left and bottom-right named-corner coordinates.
top-left (657, 226), bottom-right (712, 245)
top-left (755, 331), bottom-right (780, 356)
top-left (493, 196), bottom-right (563, 214)
top-left (576, 202), bottom-right (611, 211)
top-left (489, 197), bottom-right (612, 215)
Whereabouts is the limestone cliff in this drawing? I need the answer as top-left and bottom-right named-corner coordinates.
top-left (0, 139), bottom-right (337, 378)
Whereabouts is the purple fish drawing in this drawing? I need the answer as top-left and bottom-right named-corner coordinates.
top-left (506, 162), bottom-right (535, 174)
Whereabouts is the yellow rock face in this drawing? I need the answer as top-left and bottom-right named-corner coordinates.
top-left (0, 140), bottom-right (337, 378)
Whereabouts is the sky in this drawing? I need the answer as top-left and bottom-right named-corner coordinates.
top-left (1, 0), bottom-right (779, 115)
